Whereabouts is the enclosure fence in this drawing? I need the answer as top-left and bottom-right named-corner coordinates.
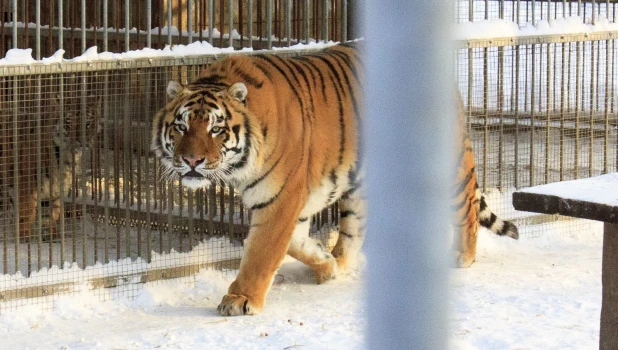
top-left (0, 0), bottom-right (616, 310)
top-left (0, 0), bottom-right (353, 59)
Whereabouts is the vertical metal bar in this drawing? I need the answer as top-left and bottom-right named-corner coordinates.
top-left (145, 69), bottom-right (152, 262)
top-left (341, 0), bottom-right (347, 41)
top-left (103, 0), bottom-right (108, 51)
top-left (574, 41), bottom-right (582, 179)
top-left (532, 0), bottom-right (536, 25)
top-left (593, 0), bottom-right (596, 24)
top-left (12, 73), bottom-right (18, 272)
top-left (82, 0), bottom-right (86, 53)
top-left (168, 0), bottom-right (173, 45)
top-left (517, 0), bottom-right (520, 24)
top-left (590, 39), bottom-right (597, 177)
top-left (304, 0), bottom-right (309, 43)
top-left (35, 0), bottom-right (41, 60)
top-left (146, 0), bottom-right (152, 47)
top-left (469, 0), bottom-right (473, 22)
top-left (248, 0), bottom-right (253, 47)
top-left (103, 69), bottom-right (110, 263)
top-left (484, 0), bottom-right (488, 19)
top-left (125, 0), bottom-right (130, 52)
top-left (188, 189), bottom-right (194, 250)
top-left (560, 41), bottom-right (566, 181)
top-left (483, 46), bottom-right (488, 191)
top-left (322, 0), bottom-right (328, 42)
top-left (208, 0), bottom-right (214, 44)
top-left (285, 0), bottom-right (291, 46)
top-left (266, 0), bottom-right (272, 48)
top-left (515, 45), bottom-right (520, 188)
top-left (80, 74), bottom-right (88, 268)
top-left (36, 73), bottom-right (42, 273)
top-left (530, 44), bottom-right (536, 187)
top-left (124, 69), bottom-right (131, 258)
top-left (228, 184), bottom-right (234, 238)
top-left (545, 43), bottom-right (552, 184)
top-left (604, 38), bottom-right (610, 174)
top-left (229, 0), bottom-right (234, 47)
top-left (365, 0), bottom-right (450, 346)
top-left (188, 0), bottom-right (193, 43)
top-left (12, 0), bottom-right (17, 48)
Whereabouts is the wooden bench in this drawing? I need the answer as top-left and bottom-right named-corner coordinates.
top-left (513, 173), bottom-right (618, 350)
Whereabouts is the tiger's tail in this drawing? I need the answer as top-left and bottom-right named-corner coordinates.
top-left (477, 190), bottom-right (519, 240)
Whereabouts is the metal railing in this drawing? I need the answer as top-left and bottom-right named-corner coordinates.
top-left (0, 0), bottom-right (354, 59)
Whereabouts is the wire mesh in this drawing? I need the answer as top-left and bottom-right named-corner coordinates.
top-left (456, 32), bottom-right (618, 238)
top-left (456, 0), bottom-right (618, 24)
top-left (0, 50), bottom-right (339, 311)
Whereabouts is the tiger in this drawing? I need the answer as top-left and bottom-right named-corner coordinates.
top-left (151, 42), bottom-right (517, 316)
top-left (453, 95), bottom-right (519, 267)
top-left (0, 94), bottom-right (101, 242)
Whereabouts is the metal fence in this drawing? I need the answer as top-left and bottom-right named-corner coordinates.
top-left (0, 0), bottom-right (354, 59)
top-left (1, 0), bottom-right (617, 309)
top-left (457, 1), bottom-right (618, 237)
top-left (0, 2), bottom-right (345, 311)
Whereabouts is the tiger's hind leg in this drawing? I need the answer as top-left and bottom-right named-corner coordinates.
top-left (287, 218), bottom-right (338, 284)
top-left (331, 188), bottom-right (366, 274)
top-left (453, 220), bottom-right (479, 268)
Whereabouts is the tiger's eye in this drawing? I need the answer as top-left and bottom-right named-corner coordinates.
top-left (211, 126), bottom-right (221, 134)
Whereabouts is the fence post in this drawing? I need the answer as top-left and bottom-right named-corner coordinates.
top-left (365, 0), bottom-right (452, 348)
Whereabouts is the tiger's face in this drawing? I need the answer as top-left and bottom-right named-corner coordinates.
top-left (152, 80), bottom-right (253, 189)
top-left (55, 97), bottom-right (102, 149)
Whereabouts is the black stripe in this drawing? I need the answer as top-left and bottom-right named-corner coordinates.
top-left (298, 217), bottom-right (308, 222)
top-left (245, 155), bottom-right (282, 190)
top-left (340, 210), bottom-right (355, 218)
top-left (250, 179), bottom-right (287, 210)
top-left (454, 167), bottom-right (475, 195)
top-left (339, 231), bottom-right (354, 238)
top-left (296, 56), bottom-right (328, 101)
top-left (233, 67), bottom-right (264, 88)
top-left (480, 213), bottom-right (497, 229)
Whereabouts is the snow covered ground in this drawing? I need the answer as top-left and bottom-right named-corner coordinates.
top-left (0, 218), bottom-right (603, 349)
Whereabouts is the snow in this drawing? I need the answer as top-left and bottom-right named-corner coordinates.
top-left (0, 210), bottom-right (604, 349)
top-left (455, 15), bottom-right (618, 40)
top-left (519, 172), bottom-right (618, 207)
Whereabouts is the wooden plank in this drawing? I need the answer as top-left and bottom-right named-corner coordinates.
top-left (601, 223), bottom-right (618, 349)
top-left (513, 191), bottom-right (618, 224)
top-left (0, 258), bottom-right (242, 303)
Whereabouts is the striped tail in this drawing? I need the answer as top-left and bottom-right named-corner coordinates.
top-left (478, 191), bottom-right (519, 240)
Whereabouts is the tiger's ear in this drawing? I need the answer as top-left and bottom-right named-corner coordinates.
top-left (167, 80), bottom-right (184, 100)
top-left (228, 82), bottom-right (248, 103)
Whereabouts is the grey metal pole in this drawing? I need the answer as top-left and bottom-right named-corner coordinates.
top-left (168, 0), bottom-right (173, 45)
top-left (36, 0), bottom-right (40, 59)
top-left (146, 0), bottom-right (152, 47)
top-left (188, 0), bottom-right (193, 43)
top-left (322, 0), bottom-right (329, 42)
top-left (82, 0), bottom-right (86, 53)
top-left (248, 0), bottom-right (253, 47)
top-left (266, 0), bottom-right (272, 49)
top-left (228, 0), bottom-right (233, 47)
top-left (12, 0), bottom-right (16, 48)
top-left (208, 0), bottom-right (214, 45)
top-left (103, 0), bottom-right (108, 51)
top-left (59, 0), bottom-right (63, 49)
top-left (365, 0), bottom-right (451, 348)
top-left (125, 0), bottom-right (130, 52)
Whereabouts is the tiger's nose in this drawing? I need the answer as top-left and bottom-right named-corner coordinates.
top-left (182, 155), bottom-right (205, 168)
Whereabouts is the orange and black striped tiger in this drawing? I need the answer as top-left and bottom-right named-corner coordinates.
top-left (151, 42), bottom-right (516, 316)
top-left (453, 96), bottom-right (519, 268)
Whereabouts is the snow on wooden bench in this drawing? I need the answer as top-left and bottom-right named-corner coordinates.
top-left (513, 173), bottom-right (618, 350)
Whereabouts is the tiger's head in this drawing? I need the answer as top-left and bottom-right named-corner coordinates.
top-left (151, 79), bottom-right (260, 189)
top-left (52, 95), bottom-right (102, 150)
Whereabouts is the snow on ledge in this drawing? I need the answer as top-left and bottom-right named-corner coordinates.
top-left (0, 40), bottom-right (339, 67)
top-left (455, 15), bottom-right (618, 40)
top-left (519, 172), bottom-right (618, 207)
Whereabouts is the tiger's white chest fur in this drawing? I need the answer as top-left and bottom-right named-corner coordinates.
top-left (300, 170), bottom-right (350, 218)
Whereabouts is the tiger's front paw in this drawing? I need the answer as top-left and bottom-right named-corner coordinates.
top-left (217, 294), bottom-right (261, 316)
top-left (314, 256), bottom-right (338, 284)
top-left (453, 250), bottom-right (475, 268)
